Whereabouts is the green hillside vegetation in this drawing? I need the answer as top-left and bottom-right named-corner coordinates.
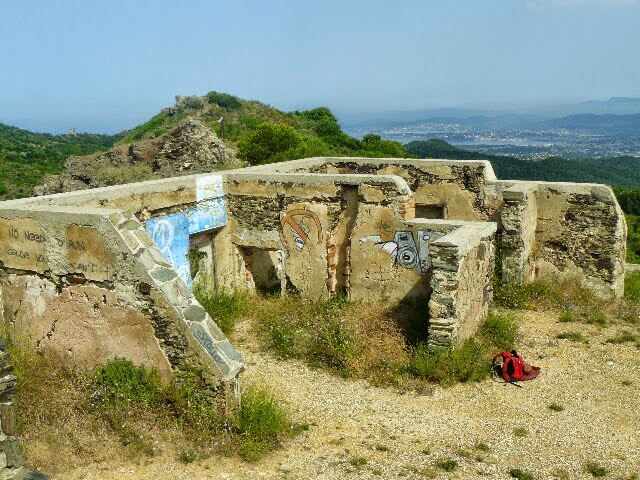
top-left (614, 187), bottom-right (640, 263)
top-left (122, 93), bottom-right (408, 165)
top-left (0, 123), bottom-right (122, 199)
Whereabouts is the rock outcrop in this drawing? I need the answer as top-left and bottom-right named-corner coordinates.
top-left (33, 119), bottom-right (242, 195)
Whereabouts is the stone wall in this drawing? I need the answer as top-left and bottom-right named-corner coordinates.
top-left (499, 183), bottom-right (537, 284)
top-left (534, 183), bottom-right (626, 296)
top-left (426, 221), bottom-right (497, 347)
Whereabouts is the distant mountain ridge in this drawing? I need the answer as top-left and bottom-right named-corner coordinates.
top-left (340, 97), bottom-right (640, 130)
top-left (539, 113), bottom-right (640, 135)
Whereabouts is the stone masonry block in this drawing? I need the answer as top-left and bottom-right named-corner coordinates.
top-left (190, 323), bottom-right (230, 377)
top-left (159, 280), bottom-right (182, 307)
top-left (3, 436), bottom-right (24, 468)
top-left (136, 249), bottom-right (157, 271)
top-left (133, 229), bottom-right (156, 247)
top-left (121, 230), bottom-right (143, 252)
top-left (184, 305), bottom-right (207, 323)
top-left (0, 404), bottom-right (17, 435)
top-left (148, 247), bottom-right (172, 267)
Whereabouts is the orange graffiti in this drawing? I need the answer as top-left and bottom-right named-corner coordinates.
top-left (280, 209), bottom-right (322, 252)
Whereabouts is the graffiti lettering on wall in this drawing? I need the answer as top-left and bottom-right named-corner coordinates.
top-left (280, 210), bottom-right (322, 252)
top-left (146, 175), bottom-right (227, 290)
top-left (359, 230), bottom-right (443, 275)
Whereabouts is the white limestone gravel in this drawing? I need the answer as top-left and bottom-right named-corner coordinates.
top-left (62, 308), bottom-right (639, 479)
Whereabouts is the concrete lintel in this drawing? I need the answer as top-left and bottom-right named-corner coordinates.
top-left (406, 218), bottom-right (465, 232)
top-left (431, 222), bottom-right (497, 254)
top-left (227, 172), bottom-right (413, 197)
top-left (503, 183), bottom-right (537, 201)
top-left (232, 229), bottom-right (281, 249)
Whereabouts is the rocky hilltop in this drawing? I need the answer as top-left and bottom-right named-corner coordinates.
top-left (33, 117), bottom-right (242, 195)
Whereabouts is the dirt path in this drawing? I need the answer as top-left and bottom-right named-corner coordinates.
top-left (59, 309), bottom-right (640, 479)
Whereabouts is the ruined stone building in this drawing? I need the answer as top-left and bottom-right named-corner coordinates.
top-left (0, 157), bottom-right (627, 405)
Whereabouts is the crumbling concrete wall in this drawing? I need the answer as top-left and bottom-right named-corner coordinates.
top-left (532, 182), bottom-right (626, 296)
top-left (0, 156), bottom-right (627, 373)
top-left (0, 204), bottom-right (244, 412)
top-left (299, 158), bottom-right (497, 221)
top-left (222, 172), bottom-right (416, 300)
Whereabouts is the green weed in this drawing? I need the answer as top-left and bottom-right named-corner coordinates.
top-left (475, 442), bottom-right (490, 452)
top-left (606, 330), bottom-right (639, 344)
top-left (480, 311), bottom-right (519, 350)
top-left (548, 403), bottom-right (565, 412)
top-left (510, 468), bottom-right (535, 480)
top-left (350, 456), bottom-right (368, 467)
top-left (93, 358), bottom-right (164, 409)
top-left (437, 459), bottom-right (457, 472)
top-left (556, 331), bottom-right (585, 342)
top-left (625, 272), bottom-right (640, 302)
top-left (408, 338), bottom-right (490, 385)
top-left (233, 384), bottom-right (294, 462)
top-left (586, 461), bottom-right (608, 477)
top-left (559, 310), bottom-right (577, 323)
top-left (513, 427), bottom-right (528, 437)
top-left (193, 285), bottom-right (247, 335)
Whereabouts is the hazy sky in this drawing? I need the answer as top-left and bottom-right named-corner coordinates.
top-left (1, 0), bottom-right (639, 133)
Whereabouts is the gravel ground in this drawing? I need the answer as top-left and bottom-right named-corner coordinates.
top-left (58, 308), bottom-right (639, 480)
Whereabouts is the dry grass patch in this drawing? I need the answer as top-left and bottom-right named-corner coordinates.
top-left (247, 294), bottom-right (519, 388)
top-left (9, 344), bottom-right (298, 475)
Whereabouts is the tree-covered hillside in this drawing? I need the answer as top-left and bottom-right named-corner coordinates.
top-left (0, 92), bottom-right (409, 200)
top-left (0, 124), bottom-right (122, 199)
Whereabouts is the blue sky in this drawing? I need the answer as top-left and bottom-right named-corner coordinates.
top-left (1, 0), bottom-right (639, 133)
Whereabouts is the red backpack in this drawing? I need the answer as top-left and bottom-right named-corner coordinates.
top-left (492, 350), bottom-right (524, 382)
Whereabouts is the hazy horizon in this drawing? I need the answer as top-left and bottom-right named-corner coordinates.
top-left (2, 0), bottom-right (640, 134)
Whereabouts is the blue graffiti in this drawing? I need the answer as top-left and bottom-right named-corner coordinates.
top-left (146, 179), bottom-right (227, 290)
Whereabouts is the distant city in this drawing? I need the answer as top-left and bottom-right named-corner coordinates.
top-left (341, 97), bottom-right (640, 159)
top-left (345, 124), bottom-right (640, 159)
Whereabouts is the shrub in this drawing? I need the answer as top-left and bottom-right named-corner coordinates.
top-left (233, 384), bottom-right (292, 461)
top-left (586, 461), bottom-right (608, 477)
top-left (237, 123), bottom-right (303, 165)
top-left (206, 91), bottom-right (242, 110)
top-left (480, 312), bottom-right (518, 350)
